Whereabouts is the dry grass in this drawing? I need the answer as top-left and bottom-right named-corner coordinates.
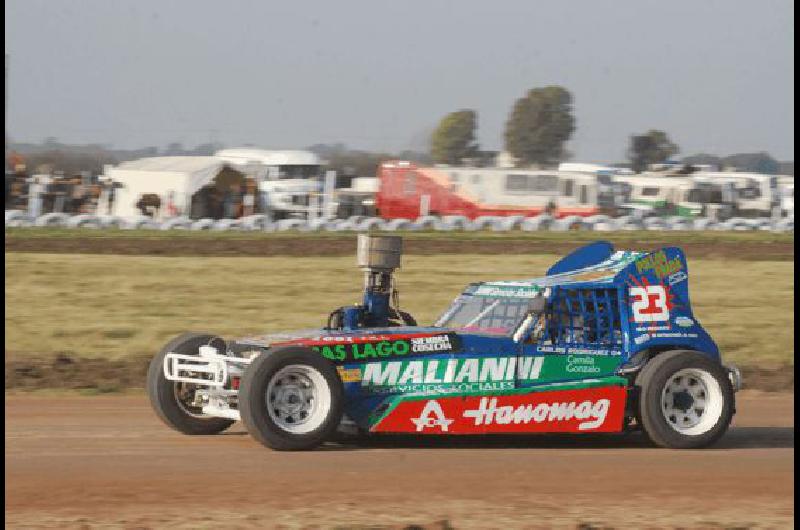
top-left (5, 252), bottom-right (794, 367)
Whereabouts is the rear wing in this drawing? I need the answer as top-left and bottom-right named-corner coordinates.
top-left (542, 243), bottom-right (720, 358)
top-left (615, 246), bottom-right (719, 358)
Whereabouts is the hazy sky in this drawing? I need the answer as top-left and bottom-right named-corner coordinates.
top-left (5, 0), bottom-right (795, 162)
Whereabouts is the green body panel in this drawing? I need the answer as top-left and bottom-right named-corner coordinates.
top-left (355, 354), bottom-right (623, 396)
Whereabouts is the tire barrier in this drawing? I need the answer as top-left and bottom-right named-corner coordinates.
top-left (99, 215), bottom-right (126, 229)
top-left (66, 214), bottom-right (103, 229)
top-left (383, 218), bottom-right (415, 231)
top-left (492, 215), bottom-right (526, 232)
top-left (412, 215), bottom-right (444, 231)
top-left (470, 216), bottom-right (502, 231)
top-left (643, 217), bottom-right (669, 231)
top-left (719, 218), bottom-right (752, 231)
top-left (190, 218), bottom-right (216, 231)
top-left (34, 212), bottom-right (70, 227)
top-left (551, 215), bottom-right (588, 232)
top-left (5, 210), bottom-right (33, 227)
top-left (303, 218), bottom-right (328, 232)
top-left (275, 219), bottom-right (308, 231)
top-left (665, 216), bottom-right (693, 231)
top-left (123, 216), bottom-right (161, 230)
top-left (6, 211), bottom-right (793, 233)
top-left (211, 219), bottom-right (243, 231)
top-left (440, 215), bottom-right (471, 231)
top-left (521, 214), bottom-right (555, 232)
top-left (354, 217), bottom-right (386, 231)
top-left (160, 217), bottom-right (193, 231)
top-left (239, 214), bottom-right (272, 231)
top-left (773, 217), bottom-right (794, 233)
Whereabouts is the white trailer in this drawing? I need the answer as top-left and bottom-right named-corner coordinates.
top-left (690, 172), bottom-right (780, 218)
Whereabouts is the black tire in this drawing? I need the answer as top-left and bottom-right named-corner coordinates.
top-left (397, 310), bottom-right (417, 327)
top-left (147, 332), bottom-right (235, 435)
top-left (239, 346), bottom-right (343, 451)
top-left (636, 350), bottom-right (734, 449)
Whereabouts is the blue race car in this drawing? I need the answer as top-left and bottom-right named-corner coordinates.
top-left (147, 237), bottom-right (741, 450)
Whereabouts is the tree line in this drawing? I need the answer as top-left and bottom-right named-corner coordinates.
top-left (429, 85), bottom-right (790, 174)
top-left (6, 92), bottom-right (792, 178)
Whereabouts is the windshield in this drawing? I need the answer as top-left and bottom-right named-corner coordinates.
top-left (435, 292), bottom-right (543, 336)
top-left (275, 165), bottom-right (321, 180)
top-left (687, 186), bottom-right (723, 204)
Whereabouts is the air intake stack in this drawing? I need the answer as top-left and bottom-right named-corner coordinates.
top-left (327, 235), bottom-right (415, 330)
top-left (355, 235), bottom-right (402, 328)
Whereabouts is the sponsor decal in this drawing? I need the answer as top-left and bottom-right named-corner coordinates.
top-left (372, 385), bottom-right (627, 434)
top-left (635, 325), bottom-right (670, 332)
top-left (674, 316), bottom-right (694, 328)
top-left (310, 333), bottom-right (460, 362)
top-left (538, 345), bottom-right (567, 354)
top-left (634, 333), bottom-right (650, 345)
top-left (359, 355), bottom-right (620, 395)
top-left (337, 367), bottom-right (362, 383)
top-left (463, 396), bottom-right (610, 430)
top-left (411, 400), bottom-right (454, 432)
top-left (361, 356), bottom-right (544, 394)
top-left (564, 354), bottom-right (615, 374)
top-left (650, 331), bottom-right (698, 339)
top-left (473, 284), bottom-right (542, 298)
top-left (566, 348), bottom-right (622, 357)
top-left (668, 270), bottom-right (688, 286)
top-left (635, 250), bottom-right (683, 280)
top-left (561, 269), bottom-right (616, 283)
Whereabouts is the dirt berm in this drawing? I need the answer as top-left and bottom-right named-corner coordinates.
top-left (5, 234), bottom-right (795, 260)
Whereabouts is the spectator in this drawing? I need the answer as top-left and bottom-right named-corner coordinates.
top-left (243, 179), bottom-right (256, 216)
top-left (105, 180), bottom-right (117, 215)
top-left (53, 176), bottom-right (69, 213)
top-left (27, 176), bottom-right (45, 218)
top-left (223, 185), bottom-right (240, 219)
top-left (165, 191), bottom-right (179, 217)
top-left (136, 193), bottom-right (161, 217)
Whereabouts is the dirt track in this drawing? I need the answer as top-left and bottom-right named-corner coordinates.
top-left (5, 391), bottom-right (794, 529)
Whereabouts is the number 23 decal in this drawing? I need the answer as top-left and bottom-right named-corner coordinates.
top-left (630, 285), bottom-right (670, 322)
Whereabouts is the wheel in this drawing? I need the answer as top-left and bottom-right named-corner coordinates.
top-left (239, 346), bottom-right (343, 451)
top-left (636, 350), bottom-right (734, 449)
top-left (147, 332), bottom-right (235, 435)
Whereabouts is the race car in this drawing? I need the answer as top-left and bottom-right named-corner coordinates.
top-left (147, 236), bottom-right (741, 450)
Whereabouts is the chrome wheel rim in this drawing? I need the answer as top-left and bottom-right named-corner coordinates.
top-left (266, 364), bottom-right (331, 434)
top-left (173, 382), bottom-right (207, 418)
top-left (661, 367), bottom-right (723, 436)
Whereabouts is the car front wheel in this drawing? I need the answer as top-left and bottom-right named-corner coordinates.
top-left (239, 346), bottom-right (343, 450)
top-left (147, 332), bottom-right (235, 435)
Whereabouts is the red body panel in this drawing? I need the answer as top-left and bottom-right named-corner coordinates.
top-left (371, 385), bottom-right (627, 434)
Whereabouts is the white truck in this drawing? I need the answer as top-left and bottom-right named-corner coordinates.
top-left (214, 148), bottom-right (324, 220)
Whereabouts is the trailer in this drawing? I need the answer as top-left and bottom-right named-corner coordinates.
top-left (376, 162), bottom-right (619, 220)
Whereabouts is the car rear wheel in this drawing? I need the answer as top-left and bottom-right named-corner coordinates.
top-left (636, 350), bottom-right (734, 448)
top-left (239, 346), bottom-right (343, 450)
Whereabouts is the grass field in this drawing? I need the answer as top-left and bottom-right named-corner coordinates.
top-left (5, 252), bottom-right (794, 369)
